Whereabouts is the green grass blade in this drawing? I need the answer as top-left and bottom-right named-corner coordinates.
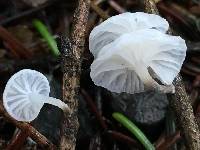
top-left (112, 112), bottom-right (155, 150)
top-left (33, 19), bottom-right (60, 56)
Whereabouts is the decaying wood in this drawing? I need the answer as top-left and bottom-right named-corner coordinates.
top-left (90, 2), bottom-right (109, 20)
top-left (0, 103), bottom-right (55, 149)
top-left (58, 0), bottom-right (90, 149)
top-left (144, 0), bottom-right (200, 149)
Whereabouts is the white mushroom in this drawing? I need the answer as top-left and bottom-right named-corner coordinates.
top-left (89, 12), bottom-right (187, 94)
top-left (89, 12), bottom-right (169, 58)
top-left (3, 69), bottom-right (70, 122)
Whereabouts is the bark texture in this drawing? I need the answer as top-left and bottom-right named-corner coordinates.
top-left (58, 0), bottom-right (90, 149)
top-left (170, 75), bottom-right (200, 149)
top-left (144, 0), bottom-right (200, 149)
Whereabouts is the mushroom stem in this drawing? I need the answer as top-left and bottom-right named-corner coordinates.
top-left (29, 93), bottom-right (71, 113)
top-left (136, 66), bottom-right (175, 93)
top-left (136, 66), bottom-right (155, 88)
top-left (45, 97), bottom-right (71, 113)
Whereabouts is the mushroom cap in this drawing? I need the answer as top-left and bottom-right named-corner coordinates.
top-left (3, 69), bottom-right (50, 122)
top-left (89, 12), bottom-right (169, 58)
top-left (90, 29), bottom-right (187, 94)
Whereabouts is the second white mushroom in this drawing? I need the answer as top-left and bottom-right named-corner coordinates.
top-left (89, 12), bottom-right (187, 94)
top-left (3, 69), bottom-right (70, 122)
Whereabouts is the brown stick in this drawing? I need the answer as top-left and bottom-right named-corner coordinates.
top-left (156, 131), bottom-right (181, 150)
top-left (144, 0), bottom-right (159, 14)
top-left (169, 75), bottom-right (200, 149)
top-left (108, 0), bottom-right (126, 13)
top-left (81, 89), bottom-right (108, 130)
top-left (0, 26), bottom-right (32, 59)
top-left (6, 130), bottom-right (29, 150)
top-left (0, 103), bottom-right (55, 149)
top-left (90, 2), bottom-right (109, 20)
top-left (58, 0), bottom-right (90, 149)
top-left (144, 0), bottom-right (200, 149)
top-left (107, 130), bottom-right (142, 148)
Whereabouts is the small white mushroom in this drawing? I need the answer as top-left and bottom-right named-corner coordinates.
top-left (89, 12), bottom-right (169, 58)
top-left (89, 12), bottom-right (187, 94)
top-left (3, 69), bottom-right (70, 122)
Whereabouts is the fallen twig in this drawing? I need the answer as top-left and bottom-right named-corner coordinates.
top-left (156, 131), bottom-right (181, 150)
top-left (81, 89), bottom-right (108, 130)
top-left (0, 102), bottom-right (55, 149)
top-left (58, 0), bottom-right (90, 149)
top-left (90, 2), bottom-right (109, 20)
top-left (0, 26), bottom-right (32, 59)
top-left (0, 2), bottom-right (52, 26)
top-left (108, 0), bottom-right (126, 13)
top-left (6, 130), bottom-right (29, 150)
top-left (106, 130), bottom-right (142, 148)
